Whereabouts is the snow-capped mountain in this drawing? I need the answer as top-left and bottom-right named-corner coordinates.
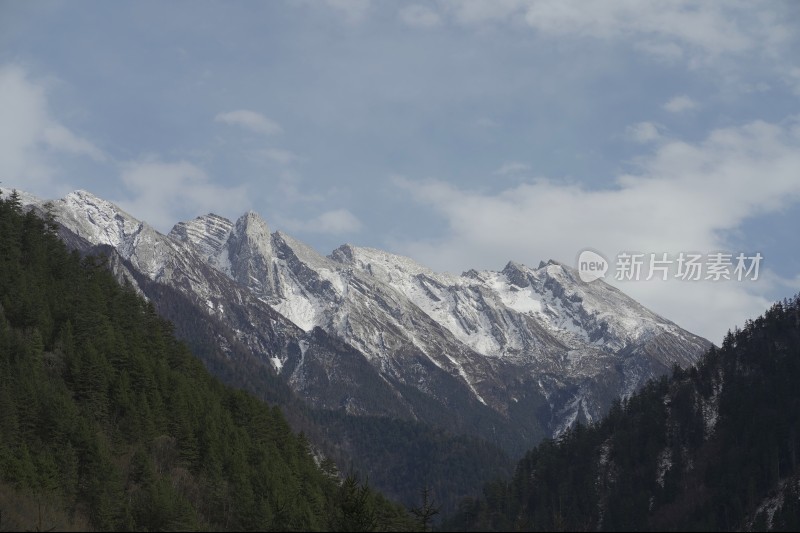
top-left (12, 188), bottom-right (710, 453)
top-left (29, 191), bottom-right (302, 361)
top-left (169, 207), bottom-right (709, 436)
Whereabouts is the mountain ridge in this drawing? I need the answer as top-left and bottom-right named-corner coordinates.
top-left (9, 187), bottom-right (710, 451)
top-left (447, 294), bottom-right (800, 531)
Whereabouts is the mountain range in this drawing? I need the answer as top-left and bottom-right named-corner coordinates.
top-left (8, 187), bottom-right (711, 508)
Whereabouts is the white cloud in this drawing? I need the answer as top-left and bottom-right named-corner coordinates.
top-left (741, 81), bottom-right (771, 94)
top-left (395, 117), bottom-right (800, 343)
top-left (521, 1), bottom-right (752, 56)
top-left (271, 170), bottom-right (324, 205)
top-left (399, 4), bottom-right (442, 28)
top-left (621, 278), bottom-right (773, 345)
top-left (41, 124), bottom-right (106, 161)
top-left (626, 121), bottom-right (663, 143)
top-left (322, 0), bottom-right (371, 23)
top-left (442, 0), bottom-right (528, 26)
top-left (0, 64), bottom-right (49, 189)
top-left (261, 148), bottom-right (299, 165)
top-left (435, 0), bottom-right (792, 66)
top-left (116, 159), bottom-right (249, 232)
top-left (215, 110), bottom-right (283, 135)
top-left (494, 161), bottom-right (531, 175)
top-left (663, 95), bottom-right (699, 113)
top-left (635, 40), bottom-right (684, 63)
top-left (0, 63), bottom-right (106, 194)
top-left (784, 67), bottom-right (800, 96)
top-left (279, 208), bottom-right (362, 235)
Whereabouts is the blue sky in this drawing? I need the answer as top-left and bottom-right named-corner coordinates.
top-left (1, 0), bottom-right (799, 343)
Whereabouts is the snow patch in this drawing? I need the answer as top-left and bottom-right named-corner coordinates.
top-left (748, 480), bottom-right (791, 531)
top-left (290, 339), bottom-right (311, 388)
top-left (272, 286), bottom-right (323, 332)
top-left (701, 369), bottom-right (724, 438)
top-left (486, 271), bottom-right (544, 315)
top-left (656, 448), bottom-right (672, 487)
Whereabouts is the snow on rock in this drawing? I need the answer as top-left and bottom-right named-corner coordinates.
top-left (746, 476), bottom-right (800, 531)
top-left (175, 214), bottom-right (710, 435)
top-left (701, 368), bottom-right (724, 439)
top-left (656, 447), bottom-right (673, 487)
top-left (12, 187), bottom-right (712, 440)
top-left (169, 213), bottom-right (233, 259)
top-left (0, 187), bottom-right (44, 206)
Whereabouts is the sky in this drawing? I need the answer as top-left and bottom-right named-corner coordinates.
top-left (1, 0), bottom-right (799, 343)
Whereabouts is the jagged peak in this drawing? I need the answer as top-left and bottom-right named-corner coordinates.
top-left (203, 212), bottom-right (232, 223)
top-left (235, 209), bottom-right (268, 225)
top-left (237, 209), bottom-right (265, 224)
top-left (536, 258), bottom-right (562, 269)
top-left (65, 189), bottom-right (119, 211)
top-left (533, 259), bottom-right (575, 279)
top-left (61, 189), bottom-right (143, 227)
top-left (234, 210), bottom-right (270, 239)
top-left (329, 243), bottom-right (357, 263)
top-left (537, 260), bottom-right (580, 285)
top-left (502, 261), bottom-right (532, 288)
top-left (65, 190), bottom-right (137, 217)
top-left (67, 188), bottom-right (102, 201)
top-left (169, 213), bottom-right (234, 259)
top-left (330, 244), bottom-right (426, 271)
top-left (273, 230), bottom-right (333, 269)
top-left (331, 243), bottom-right (462, 285)
top-left (170, 213), bottom-right (233, 232)
top-left (504, 260), bottom-right (525, 269)
top-left (461, 268), bottom-right (482, 280)
top-left (329, 243), bottom-right (396, 265)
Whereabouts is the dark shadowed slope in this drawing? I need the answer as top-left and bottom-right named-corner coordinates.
top-left (448, 294), bottom-right (800, 531)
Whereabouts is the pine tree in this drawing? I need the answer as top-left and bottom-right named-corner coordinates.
top-left (411, 485), bottom-right (440, 531)
top-left (334, 474), bottom-right (377, 532)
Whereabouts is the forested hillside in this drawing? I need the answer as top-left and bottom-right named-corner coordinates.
top-left (86, 238), bottom-right (514, 516)
top-left (448, 294), bottom-right (800, 531)
top-left (0, 190), bottom-right (413, 531)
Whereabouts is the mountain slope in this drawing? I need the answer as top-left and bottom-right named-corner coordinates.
top-left (0, 191), bottom-right (413, 531)
top-left (448, 295), bottom-right (800, 531)
top-left (5, 189), bottom-right (521, 513)
top-left (26, 190), bottom-right (415, 419)
top-left (12, 188), bottom-right (710, 456)
top-left (170, 208), bottom-right (709, 440)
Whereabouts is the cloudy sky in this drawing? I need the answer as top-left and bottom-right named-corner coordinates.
top-left (1, 0), bottom-right (799, 343)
